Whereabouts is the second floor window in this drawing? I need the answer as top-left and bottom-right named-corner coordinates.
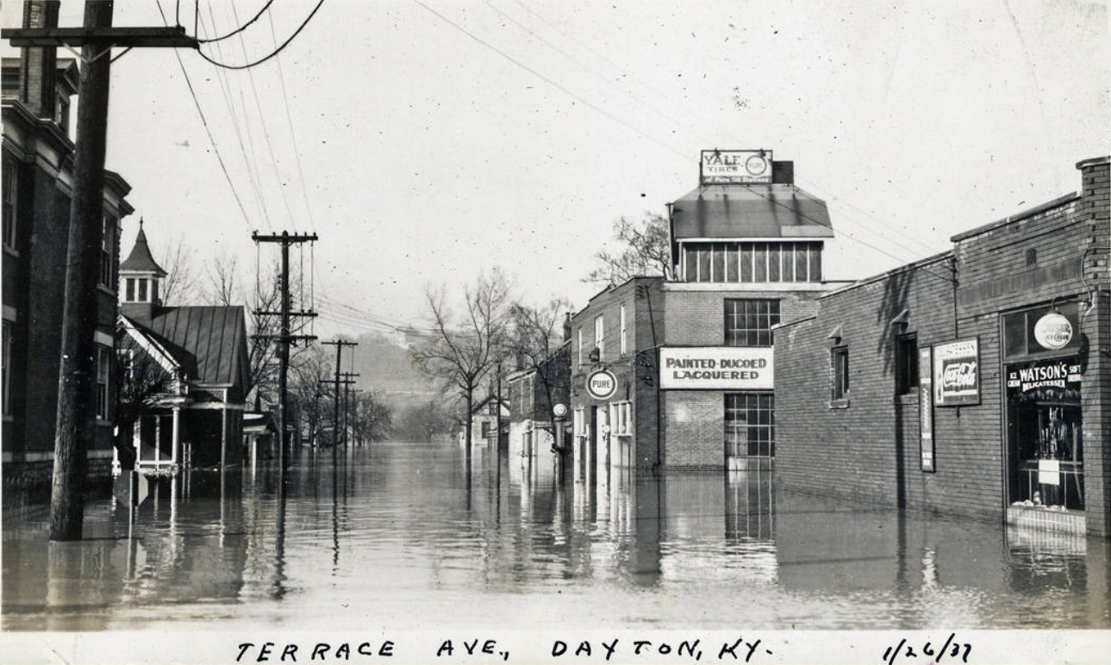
top-left (2, 158), bottom-right (16, 250)
top-left (725, 299), bottom-right (780, 347)
top-left (594, 315), bottom-right (604, 361)
top-left (96, 345), bottom-right (110, 420)
top-left (620, 304), bottom-right (627, 356)
top-left (99, 215), bottom-right (115, 289)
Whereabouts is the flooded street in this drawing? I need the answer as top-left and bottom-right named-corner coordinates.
top-left (3, 441), bottom-right (1109, 632)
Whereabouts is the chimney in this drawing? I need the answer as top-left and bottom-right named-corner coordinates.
top-left (19, 1), bottom-right (60, 119)
top-left (772, 160), bottom-right (794, 185)
top-left (562, 312), bottom-right (572, 342)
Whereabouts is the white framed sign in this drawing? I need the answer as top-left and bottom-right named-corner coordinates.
top-left (934, 337), bottom-right (980, 406)
top-left (700, 149), bottom-right (774, 184)
top-left (659, 347), bottom-right (773, 390)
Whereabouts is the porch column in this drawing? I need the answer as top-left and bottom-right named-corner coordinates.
top-left (220, 407), bottom-right (228, 470)
top-left (171, 406), bottom-right (181, 466)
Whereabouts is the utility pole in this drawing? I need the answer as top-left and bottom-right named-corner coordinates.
top-left (341, 372), bottom-right (359, 450)
top-left (321, 340), bottom-right (357, 460)
top-left (254, 232), bottom-right (318, 473)
top-left (3, 3), bottom-right (197, 541)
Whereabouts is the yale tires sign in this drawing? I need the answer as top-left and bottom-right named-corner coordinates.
top-left (586, 369), bottom-right (618, 400)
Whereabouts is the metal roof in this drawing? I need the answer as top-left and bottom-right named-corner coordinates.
top-left (671, 184), bottom-right (834, 240)
top-left (140, 306), bottom-right (249, 388)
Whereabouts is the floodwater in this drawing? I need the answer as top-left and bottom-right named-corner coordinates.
top-left (2, 441), bottom-right (1109, 631)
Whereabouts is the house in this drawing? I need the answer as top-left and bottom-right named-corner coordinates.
top-left (507, 339), bottom-right (571, 460)
top-left (116, 224), bottom-right (251, 471)
top-left (458, 394), bottom-right (509, 450)
top-left (2, 9), bottom-right (134, 488)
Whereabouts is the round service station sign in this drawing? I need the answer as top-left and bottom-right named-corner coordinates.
top-left (586, 369), bottom-right (618, 400)
top-left (552, 403), bottom-right (568, 418)
top-left (1034, 312), bottom-right (1073, 350)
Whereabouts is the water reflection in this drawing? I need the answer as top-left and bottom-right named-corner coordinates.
top-left (3, 441), bottom-right (1108, 630)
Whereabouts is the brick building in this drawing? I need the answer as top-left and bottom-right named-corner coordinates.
top-left (506, 340), bottom-right (571, 464)
top-left (774, 156), bottom-right (1111, 537)
top-left (570, 150), bottom-right (845, 476)
top-left (2, 8), bottom-right (134, 488)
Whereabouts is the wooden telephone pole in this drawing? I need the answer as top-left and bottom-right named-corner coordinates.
top-left (2, 2), bottom-right (196, 541)
top-left (321, 340), bottom-right (357, 459)
top-left (253, 232), bottom-right (318, 472)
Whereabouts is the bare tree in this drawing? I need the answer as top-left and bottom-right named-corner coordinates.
top-left (289, 344), bottom-right (334, 448)
top-left (584, 212), bottom-right (673, 286)
top-left (159, 234), bottom-right (199, 304)
top-left (410, 268), bottom-right (510, 467)
top-left (350, 391), bottom-right (392, 445)
top-left (507, 297), bottom-right (572, 427)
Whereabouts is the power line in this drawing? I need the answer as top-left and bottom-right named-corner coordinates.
top-left (156, 0), bottom-right (253, 232)
top-left (196, 0), bottom-right (275, 43)
top-left (195, 0), bottom-right (326, 70)
top-left (410, 0), bottom-right (691, 163)
top-left (268, 10), bottom-right (316, 233)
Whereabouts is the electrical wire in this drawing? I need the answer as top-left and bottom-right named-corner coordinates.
top-left (268, 9), bottom-right (317, 233)
top-left (197, 0), bottom-right (275, 43)
top-left (196, 0), bottom-right (326, 71)
top-left (156, 0), bottom-right (254, 233)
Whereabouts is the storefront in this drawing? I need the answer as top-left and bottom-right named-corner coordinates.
top-left (1003, 303), bottom-right (1084, 511)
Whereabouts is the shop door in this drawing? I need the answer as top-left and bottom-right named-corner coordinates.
top-left (1006, 358), bottom-right (1083, 510)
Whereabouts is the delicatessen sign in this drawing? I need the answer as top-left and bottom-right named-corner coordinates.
top-left (1007, 358), bottom-right (1081, 393)
top-left (659, 347), bottom-right (773, 390)
top-left (933, 338), bottom-right (980, 406)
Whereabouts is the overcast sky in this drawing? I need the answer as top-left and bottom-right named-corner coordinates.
top-left (4, 0), bottom-right (1109, 339)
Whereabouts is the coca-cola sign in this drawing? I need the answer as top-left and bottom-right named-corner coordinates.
top-left (933, 338), bottom-right (980, 406)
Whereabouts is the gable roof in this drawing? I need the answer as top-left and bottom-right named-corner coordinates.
top-left (671, 184), bottom-right (834, 240)
top-left (136, 306), bottom-right (249, 388)
top-left (120, 222), bottom-right (168, 276)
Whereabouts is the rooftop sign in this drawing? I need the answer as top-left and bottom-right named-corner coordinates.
top-left (700, 149), bottom-right (773, 185)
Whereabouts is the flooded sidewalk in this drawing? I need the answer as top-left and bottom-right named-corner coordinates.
top-left (3, 441), bottom-right (1109, 631)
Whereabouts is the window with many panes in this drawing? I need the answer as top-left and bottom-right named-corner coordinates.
top-left (96, 345), bottom-right (110, 420)
top-left (831, 346), bottom-right (849, 401)
top-left (725, 393), bottom-right (774, 458)
top-left (682, 241), bottom-right (822, 283)
top-left (895, 333), bottom-right (918, 395)
top-left (724, 299), bottom-right (780, 347)
top-left (2, 157), bottom-right (16, 251)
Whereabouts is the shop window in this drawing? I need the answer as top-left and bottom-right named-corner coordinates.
top-left (725, 299), bottom-right (780, 347)
top-left (96, 345), bottom-right (110, 420)
top-left (831, 346), bottom-right (849, 401)
top-left (2, 322), bottom-right (12, 417)
top-left (2, 157), bottom-right (16, 251)
top-left (620, 304), bottom-right (627, 356)
top-left (895, 334), bottom-right (918, 395)
top-left (594, 315), bottom-right (604, 361)
top-left (725, 393), bottom-right (774, 458)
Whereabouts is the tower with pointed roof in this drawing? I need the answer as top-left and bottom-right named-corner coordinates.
top-left (119, 219), bottom-right (168, 324)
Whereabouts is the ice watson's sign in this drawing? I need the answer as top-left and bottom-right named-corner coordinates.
top-left (659, 347), bottom-right (773, 390)
top-left (933, 338), bottom-right (980, 406)
top-left (586, 369), bottom-right (618, 400)
top-left (700, 149), bottom-right (774, 185)
top-left (1007, 359), bottom-right (1081, 393)
top-left (1033, 312), bottom-right (1073, 350)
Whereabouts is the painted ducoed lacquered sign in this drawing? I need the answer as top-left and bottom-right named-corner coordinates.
top-left (659, 347), bottom-right (773, 390)
top-left (933, 337), bottom-right (980, 406)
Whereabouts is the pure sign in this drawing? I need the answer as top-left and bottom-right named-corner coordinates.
top-left (586, 369), bottom-right (618, 400)
top-left (933, 337), bottom-right (980, 406)
top-left (1033, 312), bottom-right (1073, 350)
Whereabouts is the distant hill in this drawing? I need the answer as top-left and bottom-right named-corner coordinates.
top-left (348, 331), bottom-right (438, 396)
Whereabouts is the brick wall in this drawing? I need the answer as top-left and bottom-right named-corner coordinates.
top-left (774, 157), bottom-right (1111, 536)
